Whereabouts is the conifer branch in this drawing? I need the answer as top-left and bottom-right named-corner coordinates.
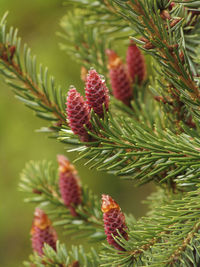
top-left (60, 112), bottom-right (200, 188)
top-left (59, 13), bottom-right (108, 77)
top-left (24, 242), bottom-right (100, 267)
top-left (59, 0), bottom-right (134, 77)
top-left (101, 186), bottom-right (200, 266)
top-left (0, 14), bottom-right (66, 132)
top-left (111, 0), bottom-right (200, 121)
top-left (3, 2), bottom-right (200, 266)
top-left (19, 160), bottom-right (105, 242)
top-left (63, 0), bottom-right (130, 35)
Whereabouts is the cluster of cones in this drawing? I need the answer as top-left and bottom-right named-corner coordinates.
top-left (66, 69), bottom-right (109, 142)
top-left (107, 43), bottom-right (146, 106)
top-left (66, 42), bottom-right (146, 142)
top-left (31, 156), bottom-right (128, 258)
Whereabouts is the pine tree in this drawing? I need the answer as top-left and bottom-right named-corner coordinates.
top-left (1, 0), bottom-right (200, 266)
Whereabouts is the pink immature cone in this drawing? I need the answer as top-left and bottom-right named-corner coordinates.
top-left (57, 155), bottom-right (82, 216)
top-left (85, 69), bottom-right (109, 118)
top-left (31, 208), bottom-right (57, 256)
top-left (66, 87), bottom-right (92, 142)
top-left (126, 42), bottom-right (146, 85)
top-left (107, 49), bottom-right (133, 106)
top-left (101, 194), bottom-right (128, 251)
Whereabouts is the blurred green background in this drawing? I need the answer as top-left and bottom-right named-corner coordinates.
top-left (0, 1), bottom-right (153, 266)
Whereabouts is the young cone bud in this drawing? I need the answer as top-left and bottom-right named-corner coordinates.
top-left (126, 42), bottom-right (146, 85)
top-left (101, 195), bottom-right (128, 251)
top-left (85, 69), bottom-right (109, 118)
top-left (106, 49), bottom-right (133, 106)
top-left (31, 208), bottom-right (57, 256)
top-left (66, 87), bottom-right (92, 142)
top-left (57, 155), bottom-right (82, 216)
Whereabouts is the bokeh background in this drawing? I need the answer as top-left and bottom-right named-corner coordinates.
top-left (0, 1), bottom-right (153, 266)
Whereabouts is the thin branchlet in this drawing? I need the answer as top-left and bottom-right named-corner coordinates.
top-left (1, 56), bottom-right (66, 125)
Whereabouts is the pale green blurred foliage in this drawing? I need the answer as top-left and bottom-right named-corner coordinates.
top-left (0, 1), bottom-right (152, 266)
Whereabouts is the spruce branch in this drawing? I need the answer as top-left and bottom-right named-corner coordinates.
top-left (63, 0), bottom-right (131, 38)
top-left (19, 160), bottom-right (105, 242)
top-left (60, 111), bottom-right (200, 189)
top-left (111, 0), bottom-right (200, 121)
top-left (24, 241), bottom-right (100, 267)
top-left (100, 186), bottom-right (200, 266)
top-left (59, 0), bottom-right (135, 78)
top-left (59, 12), bottom-right (110, 77)
top-left (4, 2), bottom-right (200, 266)
top-left (0, 14), bottom-right (66, 133)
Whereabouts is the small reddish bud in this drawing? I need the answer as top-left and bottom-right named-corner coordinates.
top-left (140, 37), bottom-right (155, 50)
top-left (0, 44), bottom-right (16, 62)
top-left (106, 49), bottom-right (133, 106)
top-left (31, 208), bottom-right (57, 256)
top-left (168, 44), bottom-right (178, 52)
top-left (160, 10), bottom-right (171, 20)
top-left (32, 188), bottom-right (42, 195)
top-left (154, 96), bottom-right (167, 104)
top-left (101, 195), bottom-right (128, 251)
top-left (179, 51), bottom-right (185, 63)
top-left (9, 45), bottom-right (16, 60)
top-left (170, 18), bottom-right (181, 28)
top-left (66, 87), bottom-right (92, 142)
top-left (143, 42), bottom-right (155, 50)
top-left (57, 155), bottom-right (82, 216)
top-left (85, 69), bottom-right (109, 118)
top-left (126, 42), bottom-right (146, 85)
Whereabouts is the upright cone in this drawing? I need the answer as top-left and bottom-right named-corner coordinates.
top-left (126, 41), bottom-right (146, 85)
top-left (66, 87), bottom-right (92, 142)
top-left (107, 49), bottom-right (133, 106)
top-left (85, 69), bottom-right (109, 118)
top-left (31, 208), bottom-right (57, 256)
top-left (101, 194), bottom-right (128, 251)
top-left (57, 155), bottom-right (82, 216)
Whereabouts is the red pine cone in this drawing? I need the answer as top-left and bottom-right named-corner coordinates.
top-left (106, 49), bottom-right (133, 106)
top-left (31, 208), bottom-right (57, 256)
top-left (85, 69), bottom-right (109, 118)
top-left (66, 87), bottom-right (92, 142)
top-left (126, 42), bottom-right (146, 85)
top-left (101, 194), bottom-right (128, 251)
top-left (57, 155), bottom-right (82, 216)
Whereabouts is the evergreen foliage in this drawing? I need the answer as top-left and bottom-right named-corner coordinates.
top-left (2, 0), bottom-right (200, 266)
top-left (19, 160), bottom-right (105, 241)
